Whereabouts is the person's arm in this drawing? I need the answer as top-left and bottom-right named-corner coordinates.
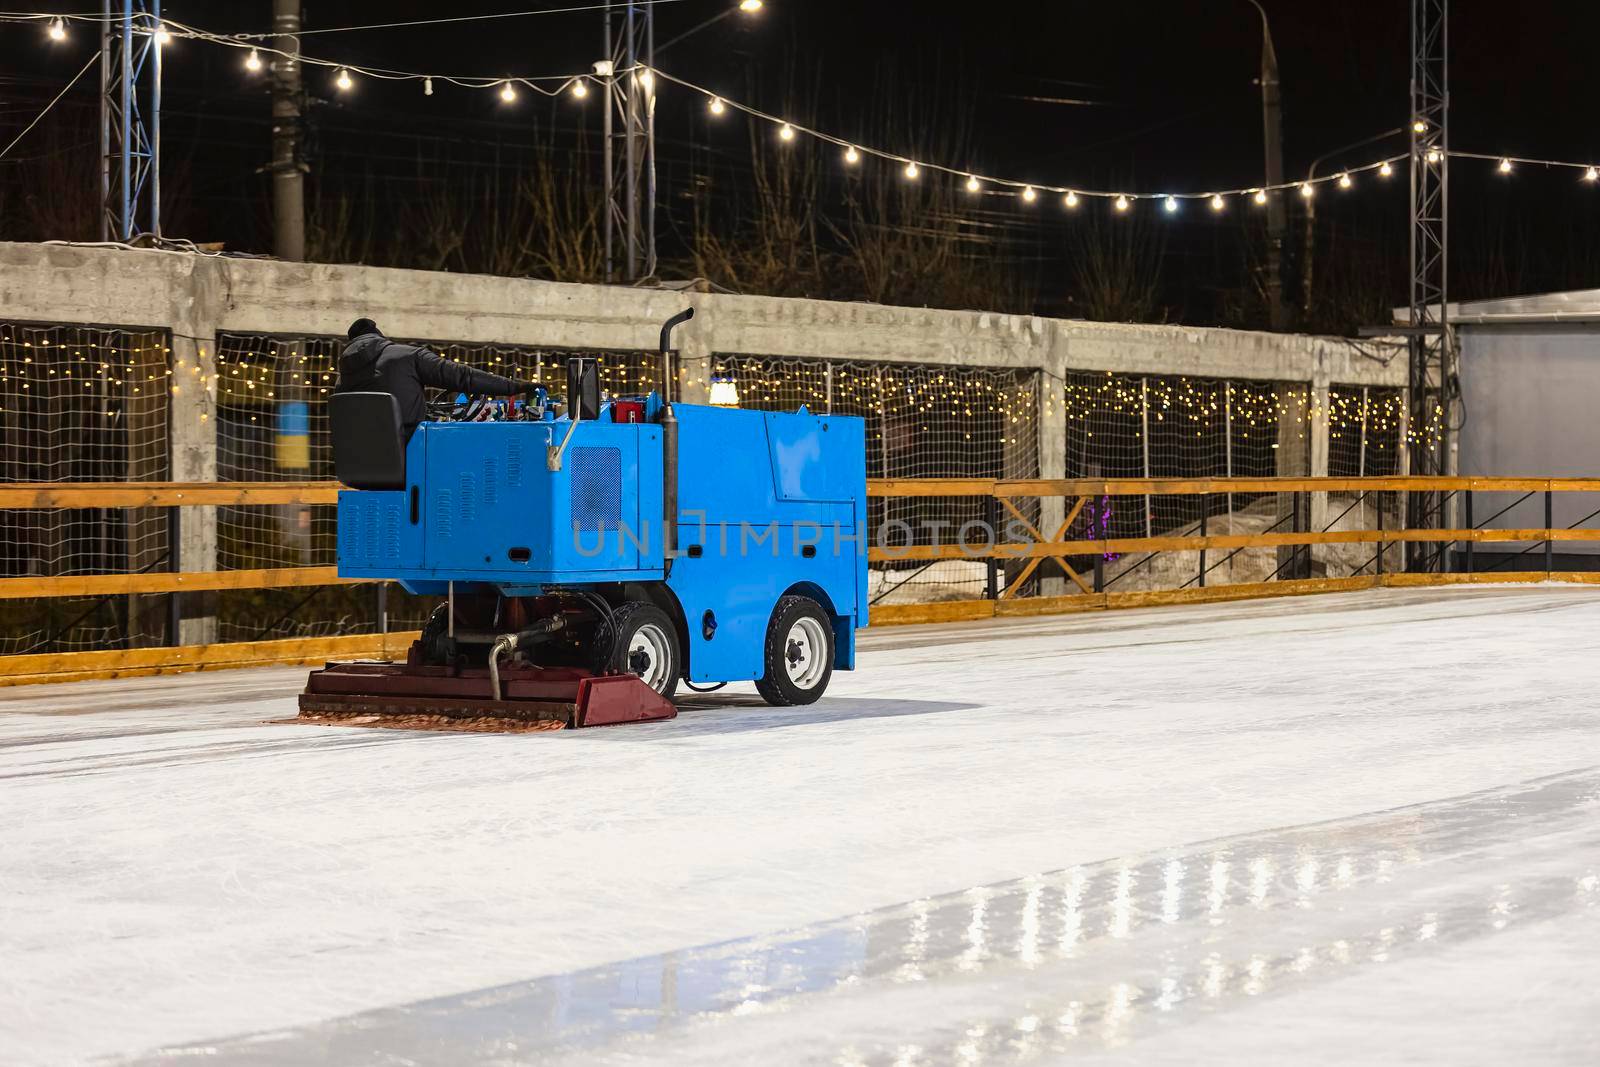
top-left (412, 347), bottom-right (532, 395)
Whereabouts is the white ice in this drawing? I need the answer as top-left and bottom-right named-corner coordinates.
top-left (3, 585), bottom-right (1599, 1065)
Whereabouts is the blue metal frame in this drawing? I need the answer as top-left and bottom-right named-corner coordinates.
top-left (101, 0), bottom-right (161, 241)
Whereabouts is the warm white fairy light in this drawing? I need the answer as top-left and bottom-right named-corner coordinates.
top-left (1426, 147), bottom-right (1441, 164)
top-left (965, 175), bottom-right (979, 192)
top-left (844, 145), bottom-right (859, 164)
top-left (1412, 119), bottom-right (1427, 133)
top-left (1299, 181), bottom-right (1314, 198)
top-left (571, 79), bottom-right (588, 99)
top-left (739, 0), bottom-right (764, 10)
top-left (423, 77), bottom-right (433, 95)
top-left (335, 67), bottom-right (353, 91)
top-left (1064, 190), bottom-right (1079, 208)
top-left (1163, 195), bottom-right (1178, 213)
top-left (1338, 172), bottom-right (1352, 189)
top-left (1253, 188), bottom-right (1267, 205)
top-left (47, 17), bottom-right (66, 41)
top-left (638, 69), bottom-right (654, 93)
top-left (778, 123), bottom-right (795, 142)
top-left (708, 95), bottom-right (723, 114)
top-left (904, 161), bottom-right (920, 180)
top-left (1114, 195), bottom-right (1130, 212)
top-left (1210, 193), bottom-right (1225, 212)
top-left (1498, 157), bottom-right (1513, 173)
top-left (1021, 186), bottom-right (1037, 203)
top-left (244, 47), bottom-right (262, 71)
top-left (1380, 161), bottom-right (1393, 177)
top-left (153, 23), bottom-right (171, 45)
top-left (1586, 166), bottom-right (1598, 182)
top-left (499, 80), bottom-right (517, 102)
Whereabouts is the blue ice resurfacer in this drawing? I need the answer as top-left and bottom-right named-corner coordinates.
top-left (300, 310), bottom-right (868, 730)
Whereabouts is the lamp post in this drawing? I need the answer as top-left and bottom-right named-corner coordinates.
top-left (1244, 0), bottom-right (1287, 330)
top-left (1300, 127), bottom-right (1405, 317)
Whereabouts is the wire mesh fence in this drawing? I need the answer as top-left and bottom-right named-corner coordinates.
top-left (711, 354), bottom-right (1042, 603)
top-left (0, 321), bottom-right (171, 654)
top-left (1324, 384), bottom-right (1406, 576)
top-left (212, 331), bottom-right (662, 642)
top-left (1062, 372), bottom-right (1309, 591)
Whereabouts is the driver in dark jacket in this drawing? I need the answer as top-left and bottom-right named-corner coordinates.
top-left (334, 318), bottom-right (538, 440)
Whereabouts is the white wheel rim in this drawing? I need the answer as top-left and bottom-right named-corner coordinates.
top-left (627, 622), bottom-right (672, 692)
top-left (783, 617), bottom-right (829, 690)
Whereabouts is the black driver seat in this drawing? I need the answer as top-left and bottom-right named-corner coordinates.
top-left (330, 391), bottom-right (407, 490)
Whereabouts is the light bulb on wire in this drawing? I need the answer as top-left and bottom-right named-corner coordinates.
top-left (1379, 161), bottom-right (1393, 177)
top-left (778, 123), bottom-right (795, 142)
top-left (844, 145), bottom-right (859, 164)
top-left (739, 0), bottom-right (764, 10)
top-left (47, 17), bottom-right (66, 41)
top-left (1210, 193), bottom-right (1225, 212)
top-left (708, 96), bottom-right (724, 115)
top-left (903, 161), bottom-right (919, 180)
top-left (244, 48), bottom-right (262, 72)
top-left (965, 175), bottom-right (980, 193)
top-left (1299, 181), bottom-right (1314, 199)
top-left (1021, 186), bottom-right (1037, 203)
top-left (500, 81), bottom-right (517, 103)
top-left (335, 68), bottom-right (353, 91)
top-left (1412, 119), bottom-right (1427, 133)
top-left (1253, 189), bottom-right (1267, 205)
top-left (1338, 172), bottom-right (1352, 189)
top-left (1498, 157), bottom-right (1513, 173)
top-left (1114, 195), bottom-right (1130, 213)
top-left (1586, 166), bottom-right (1598, 183)
top-left (423, 77), bottom-right (434, 96)
top-left (1163, 195), bottom-right (1178, 214)
top-left (571, 79), bottom-right (588, 99)
top-left (153, 23), bottom-right (171, 45)
top-left (1426, 147), bottom-right (1441, 164)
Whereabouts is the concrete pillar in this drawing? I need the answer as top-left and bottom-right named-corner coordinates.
top-left (1036, 327), bottom-right (1069, 597)
top-left (1275, 382), bottom-right (1310, 578)
top-left (1308, 375), bottom-right (1330, 573)
top-left (167, 261), bottom-right (224, 645)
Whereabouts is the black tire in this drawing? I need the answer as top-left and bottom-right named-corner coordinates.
top-left (754, 596), bottom-right (835, 706)
top-left (605, 601), bottom-right (682, 700)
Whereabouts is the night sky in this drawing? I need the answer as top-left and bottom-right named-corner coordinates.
top-left (6, 1), bottom-right (1600, 322)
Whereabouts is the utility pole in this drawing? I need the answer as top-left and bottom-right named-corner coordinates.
top-left (603, 3), bottom-right (655, 283)
top-left (1246, 0), bottom-right (1287, 330)
top-left (270, 0), bottom-right (305, 260)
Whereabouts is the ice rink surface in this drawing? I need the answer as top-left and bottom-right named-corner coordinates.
top-left (3, 584), bottom-right (1599, 1065)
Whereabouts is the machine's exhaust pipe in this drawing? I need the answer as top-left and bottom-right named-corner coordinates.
top-left (658, 308), bottom-right (694, 574)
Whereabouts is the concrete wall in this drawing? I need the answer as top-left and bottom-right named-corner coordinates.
top-left (1, 241), bottom-right (1407, 624)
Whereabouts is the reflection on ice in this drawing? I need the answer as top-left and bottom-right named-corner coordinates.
top-left (141, 768), bottom-right (1600, 1066)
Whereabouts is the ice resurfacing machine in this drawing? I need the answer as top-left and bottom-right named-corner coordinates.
top-left (300, 309), bottom-right (868, 730)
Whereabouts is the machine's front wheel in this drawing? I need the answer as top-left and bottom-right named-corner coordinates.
top-left (755, 596), bottom-right (835, 707)
top-left (605, 602), bottom-right (682, 700)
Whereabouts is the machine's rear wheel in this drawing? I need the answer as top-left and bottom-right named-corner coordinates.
top-left (755, 596), bottom-right (834, 706)
top-left (605, 602), bottom-right (681, 700)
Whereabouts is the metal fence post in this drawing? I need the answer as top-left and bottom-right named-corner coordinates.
top-left (377, 581), bottom-right (389, 635)
top-left (1464, 490), bottom-right (1474, 573)
top-left (1093, 552), bottom-right (1104, 594)
top-left (1198, 500), bottom-right (1207, 588)
top-left (1376, 490), bottom-right (1386, 577)
top-left (167, 506), bottom-right (182, 646)
top-left (1545, 490), bottom-right (1554, 575)
top-left (984, 496), bottom-right (999, 600)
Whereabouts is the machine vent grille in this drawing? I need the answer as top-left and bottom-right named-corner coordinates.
top-left (482, 457), bottom-right (498, 509)
top-left (458, 473), bottom-right (476, 528)
top-left (432, 489), bottom-right (452, 541)
top-left (571, 446), bottom-right (621, 530)
top-left (361, 497), bottom-right (381, 565)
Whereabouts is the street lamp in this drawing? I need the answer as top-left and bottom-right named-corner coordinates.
top-left (658, 0), bottom-right (764, 56)
top-left (1243, 0), bottom-right (1287, 330)
top-left (1300, 127), bottom-right (1405, 317)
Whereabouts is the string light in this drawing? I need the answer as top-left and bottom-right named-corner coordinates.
top-left (1163, 195), bottom-right (1178, 214)
top-left (152, 22), bottom-right (171, 46)
top-left (739, 0), bottom-right (764, 10)
top-left (1210, 194), bottom-right (1225, 212)
top-left (1064, 190), bottom-right (1079, 209)
top-left (778, 123), bottom-right (795, 142)
top-left (1586, 167), bottom-right (1598, 183)
top-left (423, 77), bottom-right (433, 95)
top-left (1114, 195), bottom-right (1130, 212)
top-left (571, 78), bottom-right (588, 99)
top-left (1338, 172), bottom-right (1352, 189)
top-left (1299, 181), bottom-right (1314, 199)
top-left (1412, 119), bottom-right (1427, 134)
top-left (904, 161), bottom-right (919, 180)
top-left (1498, 157), bottom-right (1513, 173)
top-left (1021, 186), bottom-right (1036, 203)
top-left (844, 145), bottom-right (859, 164)
top-left (47, 16), bottom-right (65, 41)
top-left (1426, 147), bottom-right (1442, 164)
top-left (965, 175), bottom-right (979, 192)
top-left (335, 67), bottom-right (353, 91)
top-left (708, 95), bottom-right (723, 114)
top-left (244, 47), bottom-right (262, 72)
top-left (1253, 189), bottom-right (1267, 205)
top-left (499, 80), bottom-right (517, 103)
top-left (638, 69), bottom-right (654, 93)
top-left (1380, 161), bottom-right (1393, 177)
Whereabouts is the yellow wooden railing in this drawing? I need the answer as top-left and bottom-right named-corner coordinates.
top-left (3, 476), bottom-right (1597, 683)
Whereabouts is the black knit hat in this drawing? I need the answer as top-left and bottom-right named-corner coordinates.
top-left (347, 318), bottom-right (380, 340)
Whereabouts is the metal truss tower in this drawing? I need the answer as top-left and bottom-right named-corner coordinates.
top-left (100, 0), bottom-right (162, 241)
top-left (603, 3), bottom-right (656, 283)
top-left (1408, 0), bottom-right (1452, 567)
